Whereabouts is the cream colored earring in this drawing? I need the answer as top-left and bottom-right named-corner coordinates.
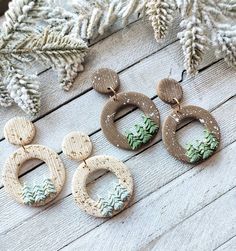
top-left (62, 132), bottom-right (134, 217)
top-left (2, 117), bottom-right (66, 207)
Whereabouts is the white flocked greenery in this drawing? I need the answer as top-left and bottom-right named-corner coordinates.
top-left (0, 0), bottom-right (236, 115)
top-left (146, 0), bottom-right (236, 75)
top-left (0, 0), bottom-right (88, 115)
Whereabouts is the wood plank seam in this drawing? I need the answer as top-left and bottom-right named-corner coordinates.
top-left (141, 170), bottom-right (236, 250)
top-left (60, 139), bottom-right (236, 251)
top-left (1, 95), bottom-right (234, 237)
top-left (58, 139), bottom-right (236, 250)
top-left (0, 38), bottom-right (179, 143)
top-left (0, 67), bottom-right (231, 192)
top-left (0, 53), bottom-right (222, 177)
top-left (214, 235), bottom-right (236, 251)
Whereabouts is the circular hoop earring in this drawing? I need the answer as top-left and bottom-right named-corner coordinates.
top-left (92, 68), bottom-right (160, 151)
top-left (157, 78), bottom-right (221, 164)
top-left (62, 132), bottom-right (134, 217)
top-left (2, 117), bottom-right (66, 206)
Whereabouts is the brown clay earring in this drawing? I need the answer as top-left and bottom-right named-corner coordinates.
top-left (92, 68), bottom-right (160, 151)
top-left (157, 78), bottom-right (221, 164)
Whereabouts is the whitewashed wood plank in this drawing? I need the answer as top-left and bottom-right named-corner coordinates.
top-left (143, 174), bottom-right (236, 251)
top-left (0, 40), bottom-right (185, 188)
top-left (0, 18), bottom-right (181, 135)
top-left (0, 96), bottom-right (235, 250)
top-left (0, 44), bottom-right (222, 189)
top-left (0, 77), bottom-right (232, 236)
top-left (215, 236), bottom-right (236, 251)
top-left (61, 140), bottom-right (236, 251)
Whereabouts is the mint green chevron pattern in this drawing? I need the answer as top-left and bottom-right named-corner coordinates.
top-left (22, 183), bottom-right (34, 206)
top-left (21, 178), bottom-right (56, 205)
top-left (33, 185), bottom-right (47, 203)
top-left (186, 130), bottom-right (219, 163)
top-left (97, 184), bottom-right (130, 217)
top-left (126, 115), bottom-right (159, 150)
top-left (43, 178), bottom-right (57, 197)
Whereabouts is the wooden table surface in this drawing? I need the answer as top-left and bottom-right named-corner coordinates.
top-left (0, 11), bottom-right (236, 251)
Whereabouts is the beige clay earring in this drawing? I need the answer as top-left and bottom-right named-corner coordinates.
top-left (62, 132), bottom-right (134, 217)
top-left (2, 117), bottom-right (66, 206)
top-left (157, 78), bottom-right (221, 164)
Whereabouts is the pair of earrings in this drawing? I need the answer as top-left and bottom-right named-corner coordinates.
top-left (92, 68), bottom-right (221, 164)
top-left (2, 117), bottom-right (133, 218)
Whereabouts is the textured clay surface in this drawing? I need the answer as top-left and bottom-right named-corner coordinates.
top-left (162, 105), bottom-right (221, 163)
top-left (62, 132), bottom-right (93, 161)
top-left (101, 92), bottom-right (160, 150)
top-left (72, 155), bottom-right (133, 217)
top-left (157, 78), bottom-right (183, 105)
top-left (92, 68), bottom-right (120, 94)
top-left (3, 145), bottom-right (66, 206)
top-left (4, 117), bottom-right (36, 146)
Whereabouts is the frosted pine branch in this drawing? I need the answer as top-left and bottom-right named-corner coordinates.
top-left (146, 0), bottom-right (176, 40)
top-left (70, 0), bottom-right (146, 40)
top-left (58, 63), bottom-right (84, 91)
top-left (213, 24), bottom-right (236, 67)
top-left (0, 0), bottom-right (88, 115)
top-left (6, 67), bottom-right (40, 115)
top-left (0, 66), bottom-right (13, 107)
top-left (145, 0), bottom-right (236, 75)
top-left (178, 16), bottom-right (209, 75)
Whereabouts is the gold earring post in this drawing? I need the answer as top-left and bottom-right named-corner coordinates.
top-left (108, 86), bottom-right (118, 101)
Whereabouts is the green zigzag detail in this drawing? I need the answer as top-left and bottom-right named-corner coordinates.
top-left (97, 184), bottom-right (130, 217)
top-left (186, 130), bottom-right (219, 163)
top-left (22, 178), bottom-right (56, 205)
top-left (126, 115), bottom-right (159, 150)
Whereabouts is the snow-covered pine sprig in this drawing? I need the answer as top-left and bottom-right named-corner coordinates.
top-left (0, 0), bottom-right (88, 115)
top-left (0, 65), bottom-right (12, 107)
top-left (70, 0), bottom-right (147, 41)
top-left (6, 67), bottom-right (40, 116)
top-left (213, 24), bottom-right (236, 67)
top-left (177, 1), bottom-right (209, 75)
top-left (146, 0), bottom-right (176, 40)
top-left (146, 0), bottom-right (236, 75)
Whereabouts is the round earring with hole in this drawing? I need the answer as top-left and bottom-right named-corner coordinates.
top-left (2, 117), bottom-right (66, 206)
top-left (156, 78), bottom-right (221, 164)
top-left (91, 68), bottom-right (160, 151)
top-left (62, 131), bottom-right (134, 217)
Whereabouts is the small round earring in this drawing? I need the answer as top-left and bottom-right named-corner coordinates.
top-left (2, 117), bottom-right (66, 206)
top-left (92, 68), bottom-right (160, 151)
top-left (157, 78), bottom-right (221, 164)
top-left (62, 132), bottom-right (134, 217)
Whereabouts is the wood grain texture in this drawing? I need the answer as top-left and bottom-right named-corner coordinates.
top-left (215, 236), bottom-right (236, 251)
top-left (157, 78), bottom-right (183, 104)
top-left (0, 96), bottom-right (235, 250)
top-left (0, 42), bottom-right (222, 189)
top-left (0, 18), bottom-right (181, 137)
top-left (61, 141), bottom-right (236, 251)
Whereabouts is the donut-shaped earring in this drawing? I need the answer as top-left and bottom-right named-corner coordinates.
top-left (92, 68), bottom-right (160, 150)
top-left (62, 132), bottom-right (134, 217)
top-left (157, 78), bottom-right (221, 164)
top-left (2, 117), bottom-right (66, 206)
